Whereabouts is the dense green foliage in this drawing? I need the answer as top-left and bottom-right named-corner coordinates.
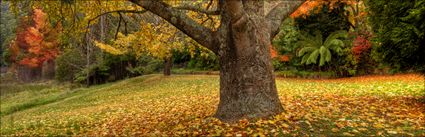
top-left (73, 53), bottom-right (165, 85)
top-left (294, 3), bottom-right (351, 38)
top-left (273, 2), bottom-right (359, 77)
top-left (126, 55), bottom-right (163, 76)
top-left (1, 3), bottom-right (18, 66)
top-left (173, 46), bottom-right (219, 71)
top-left (55, 48), bottom-right (85, 82)
top-left (366, 0), bottom-right (425, 74)
top-left (272, 19), bottom-right (301, 71)
top-left (55, 46), bottom-right (164, 85)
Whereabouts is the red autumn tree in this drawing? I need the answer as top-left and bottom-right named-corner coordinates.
top-left (20, 8), bottom-right (60, 67)
top-left (9, 8), bottom-right (61, 81)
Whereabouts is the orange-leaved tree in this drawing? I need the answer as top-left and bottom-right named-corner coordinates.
top-left (9, 8), bottom-right (61, 81)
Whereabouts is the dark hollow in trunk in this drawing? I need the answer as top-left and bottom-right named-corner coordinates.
top-left (163, 56), bottom-right (172, 76)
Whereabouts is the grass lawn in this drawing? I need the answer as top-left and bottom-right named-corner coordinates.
top-left (0, 74), bottom-right (424, 136)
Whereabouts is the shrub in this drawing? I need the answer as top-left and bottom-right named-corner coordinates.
top-left (55, 48), bottom-right (85, 82)
top-left (127, 55), bottom-right (163, 76)
top-left (176, 47), bottom-right (219, 70)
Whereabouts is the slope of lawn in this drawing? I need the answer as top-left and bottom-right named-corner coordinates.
top-left (0, 74), bottom-right (424, 136)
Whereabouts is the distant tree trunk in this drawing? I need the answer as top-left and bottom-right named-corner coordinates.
top-left (17, 65), bottom-right (41, 82)
top-left (42, 60), bottom-right (55, 80)
top-left (318, 64), bottom-right (321, 78)
top-left (100, 10), bottom-right (105, 58)
top-left (86, 27), bottom-right (92, 86)
top-left (163, 56), bottom-right (172, 76)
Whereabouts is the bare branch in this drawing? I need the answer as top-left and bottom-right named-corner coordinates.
top-left (130, 0), bottom-right (218, 53)
top-left (83, 9), bottom-right (147, 45)
top-left (267, 0), bottom-right (305, 40)
top-left (206, 0), bottom-right (214, 9)
top-left (124, 20), bottom-right (128, 35)
top-left (88, 9), bottom-right (147, 23)
top-left (115, 13), bottom-right (123, 40)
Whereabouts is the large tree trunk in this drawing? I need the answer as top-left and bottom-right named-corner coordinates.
top-left (215, 38), bottom-right (283, 122)
top-left (163, 56), bottom-right (172, 76)
top-left (131, 0), bottom-right (304, 122)
top-left (214, 1), bottom-right (283, 122)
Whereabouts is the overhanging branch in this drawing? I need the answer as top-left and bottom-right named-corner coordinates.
top-left (88, 9), bottom-right (147, 23)
top-left (267, 0), bottom-right (305, 40)
top-left (84, 9), bottom-right (147, 43)
top-left (130, 0), bottom-right (218, 54)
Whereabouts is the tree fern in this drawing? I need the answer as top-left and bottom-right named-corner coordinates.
top-left (297, 30), bottom-right (348, 67)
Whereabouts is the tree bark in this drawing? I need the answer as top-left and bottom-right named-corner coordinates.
top-left (163, 56), bottom-right (172, 76)
top-left (213, 1), bottom-right (284, 122)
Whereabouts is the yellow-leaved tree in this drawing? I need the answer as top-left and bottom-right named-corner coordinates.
top-left (92, 0), bottom-right (219, 76)
top-left (94, 17), bottom-right (192, 76)
top-left (20, 0), bottom-right (306, 122)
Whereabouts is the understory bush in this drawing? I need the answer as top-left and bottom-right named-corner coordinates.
top-left (272, 2), bottom-right (381, 78)
top-left (55, 48), bottom-right (85, 82)
top-left (173, 46), bottom-right (219, 70)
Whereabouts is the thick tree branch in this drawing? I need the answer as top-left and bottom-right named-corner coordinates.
top-left (206, 0), bottom-right (214, 10)
top-left (267, 0), bottom-right (305, 40)
top-left (130, 0), bottom-right (218, 53)
top-left (174, 4), bottom-right (220, 15)
top-left (226, 0), bottom-right (245, 22)
top-left (225, 0), bottom-right (249, 30)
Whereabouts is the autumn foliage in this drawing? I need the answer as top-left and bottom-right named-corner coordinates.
top-left (270, 46), bottom-right (290, 62)
top-left (291, 0), bottom-right (361, 18)
top-left (1, 74), bottom-right (424, 136)
top-left (351, 31), bottom-right (372, 61)
top-left (9, 8), bottom-right (61, 68)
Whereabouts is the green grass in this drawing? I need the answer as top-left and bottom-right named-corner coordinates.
top-left (1, 83), bottom-right (65, 116)
top-left (0, 74), bottom-right (424, 136)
